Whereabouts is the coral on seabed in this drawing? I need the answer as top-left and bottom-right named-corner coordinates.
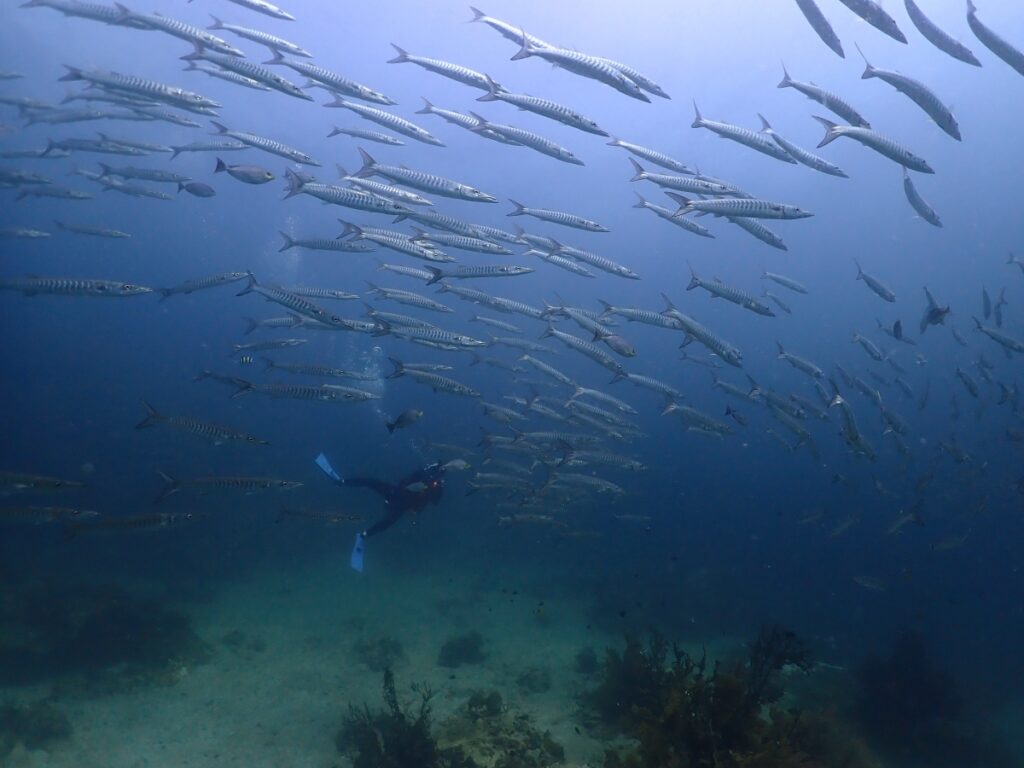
top-left (438, 630), bottom-right (486, 668)
top-left (437, 689), bottom-right (565, 768)
top-left (336, 669), bottom-right (475, 768)
top-left (590, 627), bottom-right (881, 768)
top-left (337, 673), bottom-right (566, 768)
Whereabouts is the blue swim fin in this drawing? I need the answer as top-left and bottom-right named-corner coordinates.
top-left (315, 452), bottom-right (343, 483)
top-left (350, 533), bottom-right (365, 573)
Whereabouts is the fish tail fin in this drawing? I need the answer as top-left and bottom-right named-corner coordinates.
top-left (685, 261), bottom-right (700, 290)
top-left (241, 318), bottom-right (261, 336)
top-left (660, 292), bottom-right (678, 313)
top-left (207, 13), bottom-right (224, 29)
top-left (664, 191), bottom-right (692, 216)
top-left (776, 341), bottom-right (785, 357)
top-left (468, 5), bottom-right (485, 22)
top-left (854, 258), bottom-right (863, 278)
top-left (355, 147), bottom-right (376, 177)
top-left (262, 50), bottom-right (285, 66)
top-left (58, 65), bottom-right (84, 82)
top-left (507, 198), bottom-right (526, 217)
top-left (135, 400), bottom-right (162, 429)
top-left (230, 378), bottom-right (254, 398)
top-left (539, 323), bottom-right (555, 339)
top-left (812, 115), bottom-right (840, 148)
top-left (210, 120), bottom-right (228, 134)
top-left (510, 31), bottom-right (535, 61)
top-left (691, 99), bottom-right (703, 128)
top-left (632, 192), bottom-right (647, 208)
top-left (157, 287), bottom-right (174, 301)
top-left (235, 271), bottom-right (257, 296)
top-left (627, 157), bottom-right (645, 181)
top-left (757, 112), bottom-right (771, 132)
top-left (777, 61), bottom-right (792, 88)
top-left (214, 157), bottom-right (227, 173)
top-left (278, 231), bottom-right (294, 251)
top-left (387, 43), bottom-right (410, 64)
top-left (339, 220), bottom-right (362, 239)
top-left (282, 168), bottom-right (304, 198)
top-left (154, 470), bottom-right (180, 504)
top-left (853, 42), bottom-right (874, 79)
top-left (386, 357), bottom-right (405, 379)
top-left (414, 97), bottom-right (434, 114)
top-left (971, 315), bottom-right (982, 330)
top-left (425, 267), bottom-right (444, 285)
top-left (476, 74), bottom-right (502, 101)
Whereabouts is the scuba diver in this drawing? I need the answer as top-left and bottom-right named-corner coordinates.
top-left (314, 453), bottom-right (445, 572)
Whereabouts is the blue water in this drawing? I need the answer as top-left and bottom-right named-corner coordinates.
top-left (2, 1), bottom-right (1023, 765)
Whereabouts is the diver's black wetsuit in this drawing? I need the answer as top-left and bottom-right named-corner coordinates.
top-left (341, 464), bottom-right (445, 537)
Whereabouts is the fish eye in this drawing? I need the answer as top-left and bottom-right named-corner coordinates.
top-left (122, 284), bottom-right (132, 290)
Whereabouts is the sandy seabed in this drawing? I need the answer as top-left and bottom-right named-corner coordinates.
top-left (2, 552), bottom-right (617, 768)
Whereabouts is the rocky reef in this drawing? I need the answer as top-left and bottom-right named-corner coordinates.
top-left (589, 626), bottom-right (882, 768)
top-left (338, 672), bottom-right (565, 768)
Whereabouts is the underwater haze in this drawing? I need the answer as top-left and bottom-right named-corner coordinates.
top-left (1, 0), bottom-right (1024, 766)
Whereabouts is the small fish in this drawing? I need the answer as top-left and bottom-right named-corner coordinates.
top-left (904, 0), bottom-right (980, 66)
top-left (386, 408), bottom-right (423, 434)
top-left (836, 0), bottom-right (907, 43)
top-left (177, 181), bottom-right (216, 198)
top-left (214, 158), bottom-right (274, 184)
top-left (0, 472), bottom-right (86, 492)
top-left (724, 406), bottom-right (747, 427)
top-left (794, 0), bottom-right (845, 58)
top-left (902, 169), bottom-right (942, 227)
top-left (919, 287), bottom-right (951, 334)
top-left (967, 0), bottom-right (1024, 78)
top-left (855, 259), bottom-right (895, 302)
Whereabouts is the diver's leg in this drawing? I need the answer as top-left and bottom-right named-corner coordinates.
top-left (343, 477), bottom-right (396, 499)
top-left (363, 510), bottom-right (402, 538)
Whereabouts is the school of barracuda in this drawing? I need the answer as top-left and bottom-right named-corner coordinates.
top-left (2, 0), bottom-right (1023, 542)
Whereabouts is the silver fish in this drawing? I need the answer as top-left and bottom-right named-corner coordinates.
top-left (0, 276), bottom-right (150, 296)
top-left (778, 64), bottom-right (870, 127)
top-left (325, 97), bottom-right (442, 145)
top-left (387, 44), bottom-right (490, 90)
top-left (966, 0), bottom-right (1024, 77)
top-left (632, 194), bottom-right (714, 239)
top-left (835, 0), bottom-right (907, 44)
top-left (264, 52), bottom-right (394, 105)
top-left (607, 137), bottom-right (692, 173)
top-left (328, 126), bottom-right (403, 145)
top-left (757, 114), bottom-right (848, 177)
top-left (794, 0), bottom-right (845, 58)
top-left (511, 37), bottom-right (649, 102)
top-left (470, 112), bottom-right (583, 165)
top-left (211, 121), bottom-right (318, 165)
top-left (692, 101), bottom-right (796, 164)
top-left (355, 148), bottom-right (495, 202)
top-left (508, 199), bottom-right (607, 231)
top-left (387, 358), bottom-right (479, 397)
top-left (856, 44), bottom-right (960, 140)
top-left (855, 259), bottom-right (896, 303)
top-left (813, 116), bottom-right (933, 173)
top-left (477, 75), bottom-right (606, 136)
top-left (904, 0), bottom-right (980, 66)
top-left (209, 15), bottom-right (311, 57)
top-left (669, 192), bottom-right (812, 220)
top-left (902, 168), bottom-right (942, 227)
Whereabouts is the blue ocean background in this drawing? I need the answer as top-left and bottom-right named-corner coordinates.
top-left (1, 1), bottom-right (1023, 765)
